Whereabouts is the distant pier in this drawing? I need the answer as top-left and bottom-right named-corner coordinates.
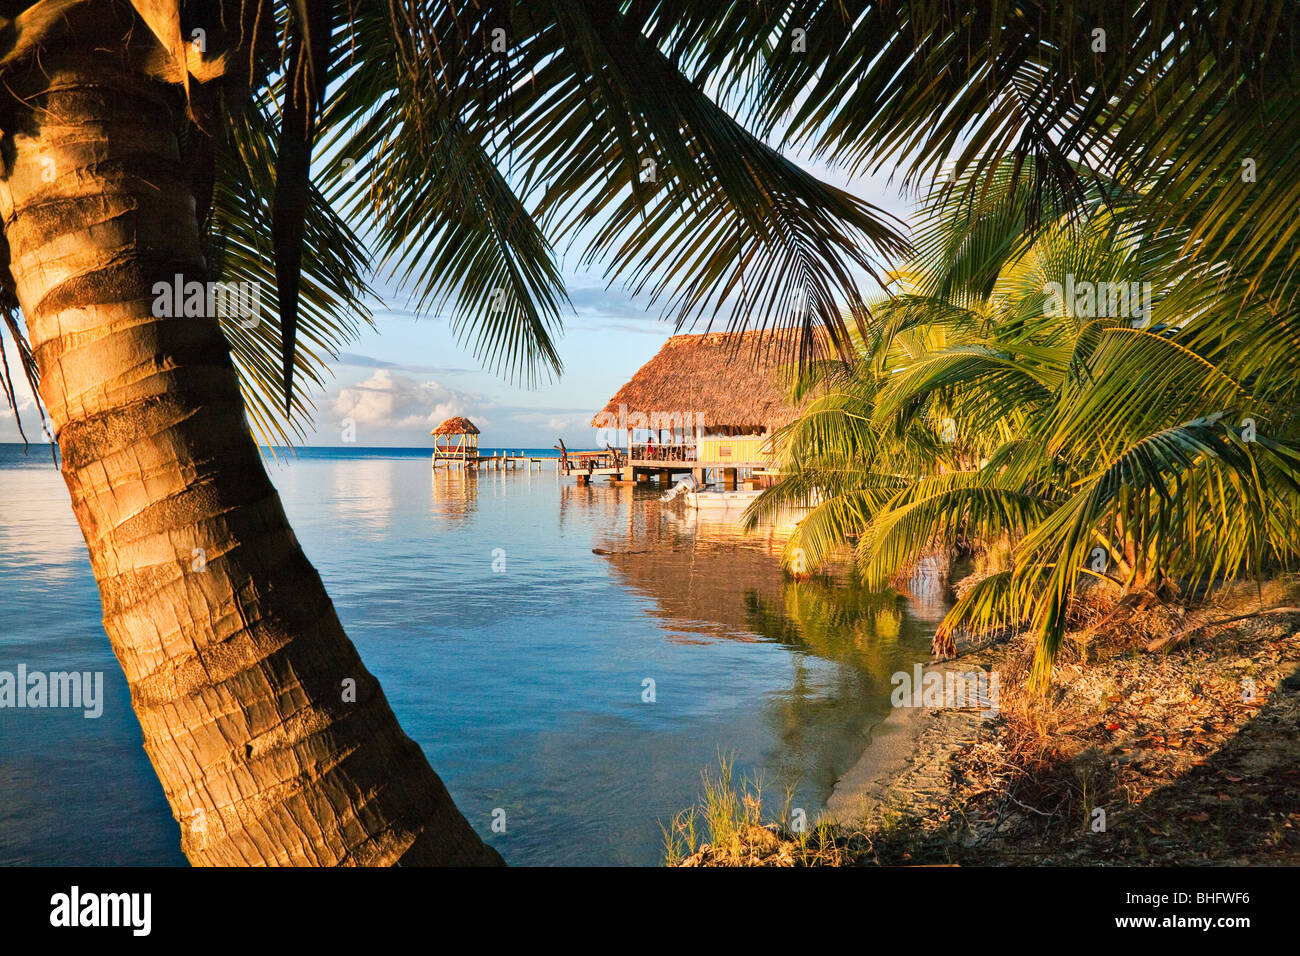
top-left (433, 452), bottom-right (551, 471)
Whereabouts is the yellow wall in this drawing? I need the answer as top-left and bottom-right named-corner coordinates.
top-left (697, 434), bottom-right (771, 464)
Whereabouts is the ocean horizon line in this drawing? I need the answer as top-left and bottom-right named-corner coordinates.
top-left (0, 441), bottom-right (599, 452)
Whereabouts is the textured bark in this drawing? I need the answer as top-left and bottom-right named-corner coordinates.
top-left (0, 47), bottom-right (501, 866)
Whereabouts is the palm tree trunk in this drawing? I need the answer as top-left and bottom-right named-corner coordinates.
top-left (0, 49), bottom-right (501, 866)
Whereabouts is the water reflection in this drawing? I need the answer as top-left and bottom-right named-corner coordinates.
top-left (1, 450), bottom-right (947, 866)
top-left (331, 457), bottom-right (396, 534)
top-left (899, 556), bottom-right (955, 623)
top-left (0, 462), bottom-right (89, 586)
top-left (591, 487), bottom-right (948, 809)
top-left (430, 466), bottom-right (479, 520)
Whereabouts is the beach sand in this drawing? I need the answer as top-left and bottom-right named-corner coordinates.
top-left (822, 655), bottom-right (997, 828)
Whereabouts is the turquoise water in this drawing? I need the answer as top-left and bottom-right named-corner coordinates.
top-left (0, 444), bottom-right (946, 865)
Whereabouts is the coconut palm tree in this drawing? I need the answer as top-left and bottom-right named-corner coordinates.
top-left (752, 160), bottom-right (1300, 689)
top-left (710, 0), bottom-right (1300, 308)
top-left (0, 1), bottom-right (907, 865)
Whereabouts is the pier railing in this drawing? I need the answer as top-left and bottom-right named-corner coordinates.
top-left (558, 448), bottom-right (623, 472)
top-left (628, 437), bottom-right (771, 466)
top-left (629, 442), bottom-right (696, 462)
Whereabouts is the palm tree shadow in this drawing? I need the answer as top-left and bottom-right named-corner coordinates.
top-left (874, 659), bottom-right (1300, 866)
top-left (974, 661), bottom-right (1300, 865)
top-left (1085, 661), bottom-right (1300, 864)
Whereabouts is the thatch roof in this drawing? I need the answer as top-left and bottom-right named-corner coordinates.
top-left (431, 416), bottom-right (480, 436)
top-left (591, 330), bottom-right (811, 431)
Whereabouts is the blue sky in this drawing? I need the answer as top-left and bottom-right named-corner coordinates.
top-left (0, 152), bottom-right (919, 450)
top-left (308, 150), bottom-right (918, 449)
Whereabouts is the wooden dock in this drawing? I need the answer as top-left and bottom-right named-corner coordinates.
top-left (431, 446), bottom-right (770, 490)
top-left (557, 447), bottom-right (770, 489)
top-left (432, 452), bottom-right (552, 471)
top-left (431, 448), bottom-right (621, 476)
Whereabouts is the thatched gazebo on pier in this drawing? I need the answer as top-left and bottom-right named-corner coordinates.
top-left (431, 416), bottom-right (480, 467)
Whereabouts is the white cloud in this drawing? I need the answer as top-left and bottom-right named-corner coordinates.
top-left (330, 369), bottom-right (474, 436)
top-left (545, 413), bottom-right (593, 433)
top-left (0, 332), bottom-right (44, 443)
top-left (0, 393), bottom-right (38, 441)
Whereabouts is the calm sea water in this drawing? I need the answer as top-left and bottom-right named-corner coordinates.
top-left (0, 443), bottom-right (947, 866)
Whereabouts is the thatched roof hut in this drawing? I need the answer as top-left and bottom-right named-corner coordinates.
top-left (592, 330), bottom-right (808, 436)
top-left (431, 416), bottom-right (480, 436)
top-left (431, 416), bottom-right (479, 466)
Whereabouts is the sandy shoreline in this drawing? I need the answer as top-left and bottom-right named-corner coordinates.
top-left (822, 584), bottom-right (1300, 865)
top-left (822, 654), bottom-right (997, 827)
top-left (675, 578), bottom-right (1300, 865)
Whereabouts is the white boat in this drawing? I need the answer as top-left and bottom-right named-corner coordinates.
top-left (660, 475), bottom-right (761, 510)
top-left (683, 489), bottom-right (762, 510)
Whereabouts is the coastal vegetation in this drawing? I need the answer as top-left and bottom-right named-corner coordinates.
top-left (708, 0), bottom-right (1300, 865)
top-left (750, 160), bottom-right (1300, 687)
top-left (668, 578), bottom-right (1300, 866)
top-left (736, 0), bottom-right (1300, 689)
